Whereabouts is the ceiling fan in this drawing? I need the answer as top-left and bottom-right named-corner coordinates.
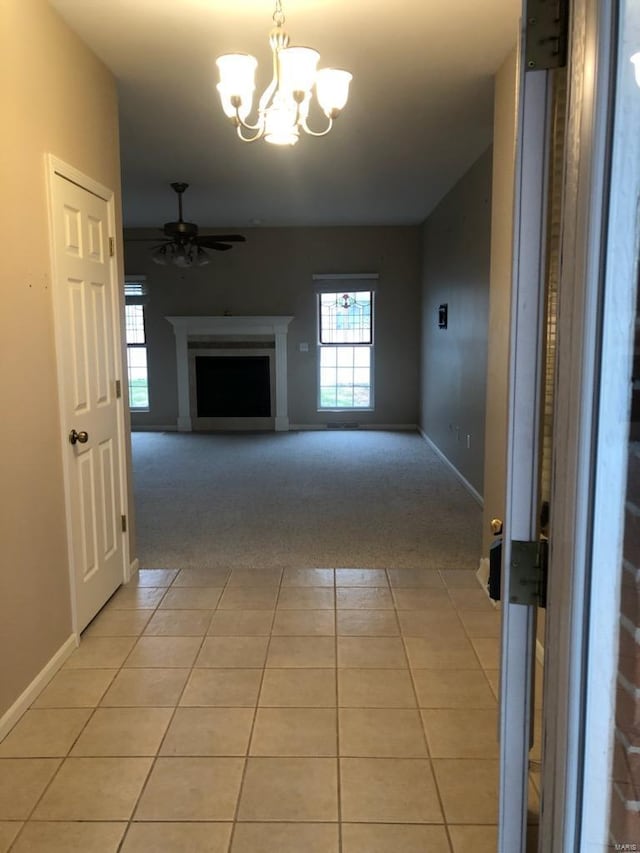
top-left (140, 182), bottom-right (246, 268)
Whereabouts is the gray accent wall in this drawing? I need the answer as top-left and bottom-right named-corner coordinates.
top-left (419, 148), bottom-right (493, 495)
top-left (125, 226), bottom-right (421, 429)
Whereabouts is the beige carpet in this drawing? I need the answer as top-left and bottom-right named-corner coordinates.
top-left (132, 430), bottom-right (482, 571)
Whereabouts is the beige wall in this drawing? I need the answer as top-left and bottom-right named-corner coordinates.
top-left (125, 227), bottom-right (422, 428)
top-left (419, 148), bottom-right (493, 495)
top-left (481, 48), bottom-right (519, 557)
top-left (0, 0), bottom-right (124, 716)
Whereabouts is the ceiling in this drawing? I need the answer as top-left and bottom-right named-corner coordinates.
top-left (50, 0), bottom-right (520, 229)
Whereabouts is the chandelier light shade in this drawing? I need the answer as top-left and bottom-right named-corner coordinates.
top-left (216, 0), bottom-right (352, 145)
top-left (632, 53), bottom-right (640, 87)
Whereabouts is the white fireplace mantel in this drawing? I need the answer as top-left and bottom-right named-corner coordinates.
top-left (166, 316), bottom-right (294, 432)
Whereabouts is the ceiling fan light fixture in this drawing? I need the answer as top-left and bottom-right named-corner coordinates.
top-left (196, 247), bottom-right (211, 266)
top-left (146, 184), bottom-right (246, 268)
top-left (216, 0), bottom-right (351, 144)
top-left (172, 247), bottom-right (192, 268)
top-left (151, 245), bottom-right (168, 265)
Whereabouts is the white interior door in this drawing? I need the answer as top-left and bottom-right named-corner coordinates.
top-left (49, 162), bottom-right (126, 632)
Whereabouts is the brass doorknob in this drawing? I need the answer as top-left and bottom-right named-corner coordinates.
top-left (490, 518), bottom-right (503, 536)
top-left (69, 429), bottom-right (89, 445)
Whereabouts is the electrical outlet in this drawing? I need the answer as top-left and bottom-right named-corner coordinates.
top-left (299, 342), bottom-right (309, 352)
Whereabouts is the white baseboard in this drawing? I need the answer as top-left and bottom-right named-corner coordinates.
top-left (290, 423), bottom-right (418, 431)
top-left (127, 557), bottom-right (140, 583)
top-left (477, 556), bottom-right (490, 590)
top-left (135, 423), bottom-right (420, 433)
top-left (419, 430), bottom-right (484, 507)
top-left (131, 425), bottom-right (177, 432)
top-left (0, 634), bottom-right (78, 740)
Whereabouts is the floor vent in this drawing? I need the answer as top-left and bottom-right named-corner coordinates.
top-left (326, 422), bottom-right (360, 430)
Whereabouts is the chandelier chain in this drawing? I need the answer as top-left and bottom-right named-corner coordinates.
top-left (272, 0), bottom-right (285, 28)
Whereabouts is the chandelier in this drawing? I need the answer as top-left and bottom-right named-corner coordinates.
top-left (215, 0), bottom-right (352, 146)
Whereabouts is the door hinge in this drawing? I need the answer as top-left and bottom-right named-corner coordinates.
top-left (525, 0), bottom-right (568, 71)
top-left (509, 540), bottom-right (548, 607)
top-left (109, 236), bottom-right (115, 257)
top-left (121, 514), bottom-right (127, 533)
top-left (115, 379), bottom-right (122, 399)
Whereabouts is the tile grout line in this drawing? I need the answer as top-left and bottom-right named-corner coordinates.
top-left (118, 575), bottom-right (192, 848)
top-left (396, 568), bottom-right (455, 853)
top-left (333, 570), bottom-right (342, 853)
top-left (118, 568), bottom-right (230, 851)
top-left (453, 591), bottom-right (502, 699)
top-left (435, 568), bottom-right (465, 853)
top-left (4, 576), bottom-right (179, 851)
top-left (226, 567), bottom-right (282, 853)
top-left (3, 567), bottom-right (500, 850)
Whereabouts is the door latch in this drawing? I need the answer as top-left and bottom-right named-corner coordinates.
top-left (509, 540), bottom-right (548, 607)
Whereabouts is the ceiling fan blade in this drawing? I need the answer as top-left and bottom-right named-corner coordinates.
top-left (198, 234), bottom-right (246, 243)
top-left (196, 235), bottom-right (245, 249)
top-left (124, 236), bottom-right (170, 242)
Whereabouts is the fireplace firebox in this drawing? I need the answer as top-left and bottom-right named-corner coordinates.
top-left (195, 356), bottom-right (271, 418)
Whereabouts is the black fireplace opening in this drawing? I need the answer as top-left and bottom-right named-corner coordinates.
top-left (195, 356), bottom-right (271, 417)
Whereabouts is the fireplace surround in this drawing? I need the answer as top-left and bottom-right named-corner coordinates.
top-left (167, 316), bottom-right (294, 432)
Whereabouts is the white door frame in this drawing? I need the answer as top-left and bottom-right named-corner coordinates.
top-left (46, 154), bottom-right (131, 637)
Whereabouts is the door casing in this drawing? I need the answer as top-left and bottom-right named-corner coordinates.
top-left (498, 42), bottom-right (552, 851)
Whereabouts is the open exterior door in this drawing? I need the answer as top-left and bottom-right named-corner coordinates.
top-left (500, 0), bottom-right (625, 850)
top-left (541, 0), bottom-right (636, 849)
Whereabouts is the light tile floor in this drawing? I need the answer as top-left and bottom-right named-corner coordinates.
top-left (0, 566), bottom-right (539, 852)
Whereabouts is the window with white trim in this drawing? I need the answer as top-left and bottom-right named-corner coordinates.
top-left (124, 279), bottom-right (149, 410)
top-left (318, 290), bottom-right (373, 410)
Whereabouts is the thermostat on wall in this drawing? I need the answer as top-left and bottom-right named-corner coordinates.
top-left (438, 304), bottom-right (448, 329)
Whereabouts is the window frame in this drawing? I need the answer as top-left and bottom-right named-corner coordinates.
top-left (316, 288), bottom-right (375, 412)
top-left (124, 278), bottom-right (150, 412)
